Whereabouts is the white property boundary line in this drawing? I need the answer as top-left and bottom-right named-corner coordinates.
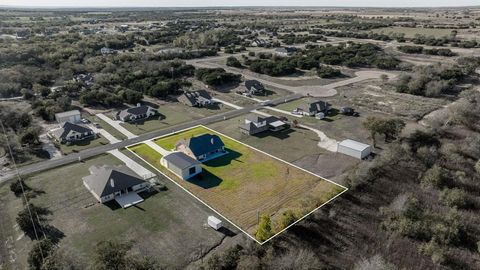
top-left (124, 125), bottom-right (348, 245)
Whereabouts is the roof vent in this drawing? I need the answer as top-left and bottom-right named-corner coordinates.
top-left (110, 178), bottom-right (115, 188)
top-left (211, 138), bottom-right (214, 145)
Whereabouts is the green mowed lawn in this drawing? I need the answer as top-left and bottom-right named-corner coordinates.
top-left (130, 126), bottom-right (345, 240)
top-left (0, 153), bottom-right (224, 269)
top-left (120, 102), bottom-right (231, 135)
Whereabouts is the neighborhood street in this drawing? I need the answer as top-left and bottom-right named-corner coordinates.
top-left (0, 94), bottom-right (302, 183)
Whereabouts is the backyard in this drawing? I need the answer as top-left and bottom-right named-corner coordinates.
top-left (128, 126), bottom-right (346, 242)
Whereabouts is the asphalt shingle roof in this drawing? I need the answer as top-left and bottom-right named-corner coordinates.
top-left (163, 152), bottom-right (201, 169)
top-left (83, 165), bottom-right (146, 197)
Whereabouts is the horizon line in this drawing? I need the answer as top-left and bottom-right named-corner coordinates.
top-left (1, 4), bottom-right (479, 9)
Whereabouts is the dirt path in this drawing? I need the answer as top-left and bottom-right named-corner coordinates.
top-left (189, 56), bottom-right (397, 98)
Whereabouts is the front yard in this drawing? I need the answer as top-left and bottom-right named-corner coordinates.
top-left (0, 153), bottom-right (227, 269)
top-left (118, 102), bottom-right (231, 135)
top-left (128, 126), bottom-right (346, 242)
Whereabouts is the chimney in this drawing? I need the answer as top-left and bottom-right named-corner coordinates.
top-left (137, 103), bottom-right (141, 107)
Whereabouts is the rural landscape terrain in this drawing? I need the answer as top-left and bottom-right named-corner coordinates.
top-left (1, 4), bottom-right (480, 270)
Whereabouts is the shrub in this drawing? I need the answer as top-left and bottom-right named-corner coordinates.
top-left (278, 210), bottom-right (297, 230)
top-left (420, 165), bottom-right (446, 188)
top-left (226, 56), bottom-right (242, 68)
top-left (419, 240), bottom-right (447, 265)
top-left (317, 65), bottom-right (342, 78)
top-left (439, 188), bottom-right (469, 209)
top-left (255, 214), bottom-right (273, 242)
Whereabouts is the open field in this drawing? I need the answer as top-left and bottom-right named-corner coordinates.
top-left (370, 26), bottom-right (455, 38)
top-left (0, 154), bottom-right (229, 269)
top-left (119, 102), bottom-right (231, 135)
top-left (128, 126), bottom-right (346, 241)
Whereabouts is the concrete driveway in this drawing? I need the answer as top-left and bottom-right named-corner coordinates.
top-left (96, 113), bottom-right (137, 139)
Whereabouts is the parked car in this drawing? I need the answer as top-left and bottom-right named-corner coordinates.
top-left (315, 112), bottom-right (326, 119)
top-left (81, 118), bottom-right (90, 124)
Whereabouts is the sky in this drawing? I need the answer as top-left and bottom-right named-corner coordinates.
top-left (1, 0), bottom-right (479, 8)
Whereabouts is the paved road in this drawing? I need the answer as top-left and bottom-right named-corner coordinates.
top-left (0, 94), bottom-right (302, 183)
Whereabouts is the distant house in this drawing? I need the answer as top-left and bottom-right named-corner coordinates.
top-left (337, 139), bottom-right (372, 159)
top-left (175, 134), bottom-right (227, 162)
top-left (178, 90), bottom-right (213, 107)
top-left (240, 115), bottom-right (288, 135)
top-left (73, 73), bottom-right (95, 87)
top-left (55, 110), bottom-right (81, 124)
top-left (50, 122), bottom-right (95, 143)
top-left (294, 100), bottom-right (330, 116)
top-left (161, 152), bottom-right (202, 180)
top-left (244, 80), bottom-right (265, 95)
top-left (15, 29), bottom-right (30, 40)
top-left (116, 105), bottom-right (157, 122)
top-left (100, 47), bottom-right (116, 55)
top-left (275, 47), bottom-right (296, 57)
top-left (251, 39), bottom-right (271, 47)
top-left (83, 165), bottom-right (148, 207)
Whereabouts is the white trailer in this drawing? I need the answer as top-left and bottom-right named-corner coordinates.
top-left (208, 216), bottom-right (223, 230)
top-left (337, 139), bottom-right (372, 159)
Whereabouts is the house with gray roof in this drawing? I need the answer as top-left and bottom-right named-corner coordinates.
top-left (115, 105), bottom-right (157, 122)
top-left (175, 134), bottom-right (227, 162)
top-left (177, 90), bottom-right (213, 107)
top-left (161, 152), bottom-right (202, 180)
top-left (295, 100), bottom-right (330, 116)
top-left (83, 165), bottom-right (148, 207)
top-left (240, 114), bottom-right (288, 135)
top-left (49, 122), bottom-right (95, 143)
top-left (244, 80), bottom-right (265, 95)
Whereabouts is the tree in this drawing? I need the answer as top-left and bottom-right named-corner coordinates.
top-left (255, 214), bottom-right (273, 241)
top-left (28, 238), bottom-right (55, 270)
top-left (10, 179), bottom-right (31, 197)
top-left (20, 126), bottom-right (41, 145)
top-left (363, 117), bottom-right (405, 147)
top-left (16, 204), bottom-right (49, 239)
top-left (93, 240), bottom-right (131, 270)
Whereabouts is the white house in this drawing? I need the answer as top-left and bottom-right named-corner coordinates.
top-left (55, 110), bottom-right (81, 124)
top-left (50, 122), bottom-right (95, 143)
top-left (116, 105), bottom-right (157, 122)
top-left (337, 139), bottom-right (372, 159)
top-left (161, 152), bottom-right (202, 180)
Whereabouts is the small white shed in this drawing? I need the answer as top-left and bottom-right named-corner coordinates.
top-left (337, 139), bottom-right (372, 159)
top-left (208, 216), bottom-right (223, 230)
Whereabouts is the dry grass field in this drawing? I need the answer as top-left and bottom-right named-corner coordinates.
top-left (128, 126), bottom-right (346, 240)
